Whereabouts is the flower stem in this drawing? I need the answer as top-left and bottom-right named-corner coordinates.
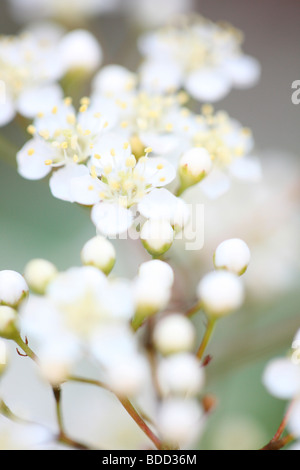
top-left (261, 434), bottom-right (295, 451)
top-left (196, 318), bottom-right (217, 361)
top-left (69, 376), bottom-right (164, 450)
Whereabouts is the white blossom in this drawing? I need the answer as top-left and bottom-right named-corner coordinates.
top-left (139, 16), bottom-right (261, 101)
top-left (140, 219), bottom-right (174, 256)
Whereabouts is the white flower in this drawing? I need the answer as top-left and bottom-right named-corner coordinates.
top-left (58, 30), bottom-right (102, 73)
top-left (17, 97), bottom-right (116, 184)
top-left (141, 219), bottom-right (174, 256)
top-left (0, 270), bottom-right (29, 308)
top-left (139, 15), bottom-right (261, 101)
top-left (81, 236), bottom-right (116, 275)
top-left (153, 314), bottom-right (196, 355)
top-left (20, 266), bottom-right (135, 381)
top-left (157, 399), bottom-right (203, 446)
top-left (123, 0), bottom-right (195, 28)
top-left (157, 353), bottom-right (205, 397)
top-left (92, 67), bottom-right (187, 157)
top-left (0, 31), bottom-right (64, 126)
top-left (24, 259), bottom-right (58, 294)
top-left (89, 142), bottom-right (182, 236)
top-left (8, 0), bottom-right (120, 23)
top-left (214, 239), bottom-right (251, 276)
top-left (0, 306), bottom-right (19, 339)
top-left (197, 271), bottom-right (245, 317)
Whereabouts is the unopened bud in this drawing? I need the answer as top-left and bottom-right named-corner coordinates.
top-left (153, 314), bottom-right (196, 355)
top-left (0, 270), bottom-right (29, 308)
top-left (197, 271), bottom-right (245, 317)
top-left (214, 238), bottom-right (251, 276)
top-left (81, 236), bottom-right (116, 275)
top-left (141, 219), bottom-right (174, 256)
top-left (24, 259), bottom-right (58, 294)
top-left (179, 148), bottom-right (212, 191)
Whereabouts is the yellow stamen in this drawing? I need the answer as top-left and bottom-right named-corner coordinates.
top-left (27, 148), bottom-right (35, 156)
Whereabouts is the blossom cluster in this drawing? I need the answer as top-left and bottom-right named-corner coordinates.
top-left (0, 3), bottom-right (291, 452)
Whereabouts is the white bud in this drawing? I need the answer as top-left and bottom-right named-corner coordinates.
top-left (141, 219), bottom-right (174, 256)
top-left (0, 270), bottom-right (29, 308)
top-left (0, 306), bottom-right (19, 339)
top-left (214, 238), bottom-right (251, 275)
top-left (179, 148), bottom-right (212, 189)
top-left (153, 314), bottom-right (196, 355)
top-left (133, 277), bottom-right (171, 327)
top-left (106, 355), bottom-right (149, 397)
top-left (59, 30), bottom-right (102, 72)
top-left (93, 65), bottom-right (137, 95)
top-left (24, 259), bottom-right (58, 295)
top-left (157, 399), bottom-right (203, 446)
top-left (197, 271), bottom-right (245, 317)
top-left (81, 236), bottom-right (116, 275)
top-left (138, 260), bottom-right (174, 289)
top-left (157, 354), bottom-right (205, 397)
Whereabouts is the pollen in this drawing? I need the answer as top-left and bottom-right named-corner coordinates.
top-left (27, 125), bottom-right (36, 135)
top-left (90, 166), bottom-right (97, 179)
top-left (110, 149), bottom-right (116, 157)
top-left (159, 177), bottom-right (166, 183)
top-left (84, 129), bottom-right (92, 136)
top-left (145, 147), bottom-right (153, 154)
top-left (103, 121), bottom-right (109, 128)
top-left (157, 164), bottom-right (164, 170)
top-left (61, 142), bottom-right (68, 149)
top-left (80, 97), bottom-right (90, 106)
top-left (94, 112), bottom-right (102, 118)
top-left (79, 104), bottom-right (88, 113)
top-left (126, 156), bottom-right (136, 168)
top-left (88, 185), bottom-right (94, 191)
top-left (94, 154), bottom-right (101, 160)
top-left (121, 121), bottom-right (128, 128)
top-left (37, 112), bottom-right (44, 118)
top-left (123, 142), bottom-right (129, 150)
top-left (52, 106), bottom-right (58, 114)
top-left (104, 165), bottom-right (113, 175)
top-left (44, 159), bottom-right (53, 166)
top-left (27, 148), bottom-right (35, 156)
top-left (202, 104), bottom-right (214, 116)
top-left (109, 180), bottom-right (121, 190)
top-left (39, 129), bottom-right (50, 140)
top-left (165, 123), bottom-right (173, 132)
top-left (73, 154), bottom-right (79, 163)
top-left (64, 97), bottom-right (73, 106)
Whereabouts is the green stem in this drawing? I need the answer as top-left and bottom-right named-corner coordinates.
top-left (14, 335), bottom-right (37, 361)
top-left (196, 318), bottom-right (217, 361)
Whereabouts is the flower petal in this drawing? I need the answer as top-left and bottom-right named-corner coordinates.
top-left (17, 85), bottom-right (64, 119)
top-left (70, 174), bottom-right (104, 206)
top-left (229, 156), bottom-right (262, 182)
top-left (185, 69), bottom-right (231, 102)
top-left (91, 202), bottom-right (134, 236)
top-left (200, 170), bottom-right (231, 199)
top-left (139, 60), bottom-right (182, 94)
top-left (49, 164), bottom-right (89, 202)
top-left (223, 55), bottom-right (261, 89)
top-left (0, 95), bottom-right (16, 127)
top-left (17, 138), bottom-right (53, 180)
top-left (135, 157), bottom-right (176, 187)
top-left (92, 65), bottom-right (137, 95)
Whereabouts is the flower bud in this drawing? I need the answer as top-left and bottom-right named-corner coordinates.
top-left (24, 259), bottom-right (58, 295)
top-left (141, 219), bottom-right (174, 256)
top-left (153, 314), bottom-right (196, 355)
top-left (133, 277), bottom-right (171, 328)
top-left (179, 148), bottom-right (212, 190)
top-left (0, 270), bottom-right (29, 308)
top-left (214, 238), bottom-right (251, 275)
top-left (138, 260), bottom-right (174, 289)
top-left (197, 271), bottom-right (245, 317)
top-left (59, 30), bottom-right (102, 73)
top-left (0, 306), bottom-right (19, 339)
top-left (157, 399), bottom-right (203, 447)
top-left (81, 236), bottom-right (116, 275)
top-left (157, 353), bottom-right (205, 397)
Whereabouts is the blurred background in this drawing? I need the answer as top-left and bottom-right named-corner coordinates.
top-left (0, 0), bottom-right (299, 450)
